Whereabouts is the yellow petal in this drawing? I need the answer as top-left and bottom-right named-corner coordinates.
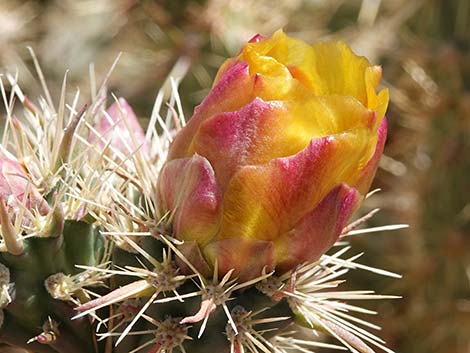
top-left (240, 30), bottom-right (384, 110)
top-left (365, 66), bottom-right (389, 124)
top-left (285, 94), bottom-right (377, 149)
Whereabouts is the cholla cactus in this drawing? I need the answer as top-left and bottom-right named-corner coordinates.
top-left (0, 31), bottom-right (404, 353)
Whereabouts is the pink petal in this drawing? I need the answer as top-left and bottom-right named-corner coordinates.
top-left (157, 155), bottom-right (222, 247)
top-left (248, 34), bottom-right (266, 43)
top-left (0, 158), bottom-right (49, 214)
top-left (168, 62), bottom-right (254, 160)
top-left (191, 98), bottom-right (290, 190)
top-left (90, 97), bottom-right (146, 156)
top-left (275, 183), bottom-right (361, 272)
top-left (203, 238), bottom-right (274, 282)
top-left (0, 158), bottom-right (28, 200)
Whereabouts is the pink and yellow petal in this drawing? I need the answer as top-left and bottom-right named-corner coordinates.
top-left (171, 59), bottom-right (311, 161)
top-left (156, 155), bottom-right (221, 246)
top-left (191, 95), bottom-right (376, 191)
top-left (217, 129), bottom-right (376, 243)
top-left (191, 98), bottom-right (300, 189)
top-left (275, 184), bottom-right (361, 272)
top-left (203, 238), bottom-right (274, 282)
top-left (169, 62), bottom-right (255, 159)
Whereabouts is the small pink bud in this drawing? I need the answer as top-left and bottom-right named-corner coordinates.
top-left (90, 98), bottom-right (147, 157)
top-left (0, 157), bottom-right (49, 215)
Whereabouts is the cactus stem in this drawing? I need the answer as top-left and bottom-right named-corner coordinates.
top-left (0, 198), bottom-right (24, 256)
top-left (0, 319), bottom-right (58, 353)
top-left (126, 317), bottom-right (189, 353)
top-left (76, 241), bottom-right (194, 346)
top-left (114, 291), bottom-right (159, 346)
top-left (96, 300), bottom-right (140, 337)
top-left (158, 234), bottom-right (205, 283)
top-left (41, 202), bottom-right (65, 239)
top-left (180, 267), bottom-right (274, 339)
top-left (45, 271), bottom-right (106, 303)
top-left (226, 306), bottom-right (291, 353)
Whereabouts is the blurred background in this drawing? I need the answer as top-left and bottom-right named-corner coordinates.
top-left (0, 0), bottom-right (469, 352)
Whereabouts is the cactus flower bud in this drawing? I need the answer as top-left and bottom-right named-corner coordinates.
top-left (157, 30), bottom-right (389, 281)
top-left (0, 157), bottom-right (49, 215)
top-left (90, 97), bottom-right (147, 157)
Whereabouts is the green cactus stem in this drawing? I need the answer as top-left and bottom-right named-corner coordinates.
top-left (0, 218), bottom-right (106, 353)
